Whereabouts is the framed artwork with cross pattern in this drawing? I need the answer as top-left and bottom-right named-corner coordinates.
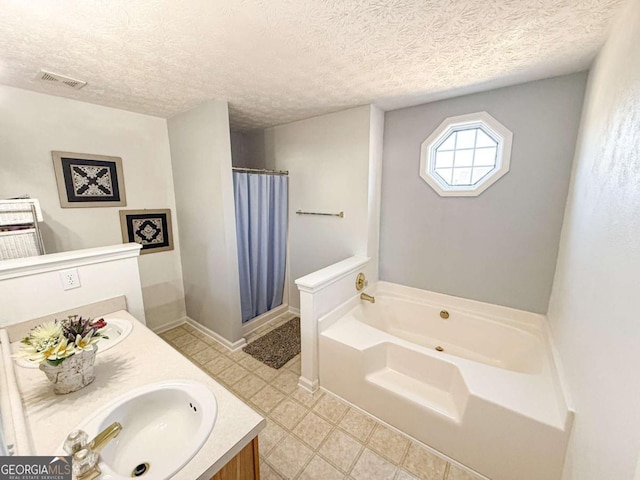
top-left (52, 151), bottom-right (127, 208)
top-left (119, 209), bottom-right (174, 254)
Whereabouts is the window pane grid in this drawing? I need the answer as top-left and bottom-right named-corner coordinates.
top-left (434, 127), bottom-right (498, 187)
top-left (436, 146), bottom-right (496, 153)
top-left (469, 128), bottom-right (479, 185)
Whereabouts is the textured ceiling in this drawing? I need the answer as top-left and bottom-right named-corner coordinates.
top-left (0, 0), bottom-right (626, 130)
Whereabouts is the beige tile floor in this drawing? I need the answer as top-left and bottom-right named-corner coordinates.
top-left (160, 316), bottom-right (481, 480)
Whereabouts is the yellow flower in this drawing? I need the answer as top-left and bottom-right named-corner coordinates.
top-left (46, 337), bottom-right (76, 361)
top-left (74, 332), bottom-right (99, 352)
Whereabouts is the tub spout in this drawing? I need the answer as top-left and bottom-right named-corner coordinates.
top-left (360, 293), bottom-right (375, 303)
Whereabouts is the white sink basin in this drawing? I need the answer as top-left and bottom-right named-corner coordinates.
top-left (96, 317), bottom-right (133, 353)
top-left (63, 380), bottom-right (217, 479)
top-left (15, 317), bottom-right (132, 369)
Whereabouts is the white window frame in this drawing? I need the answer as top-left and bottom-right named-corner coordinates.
top-left (419, 111), bottom-right (513, 197)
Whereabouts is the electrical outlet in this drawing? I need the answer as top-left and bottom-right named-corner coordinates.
top-left (60, 269), bottom-right (81, 290)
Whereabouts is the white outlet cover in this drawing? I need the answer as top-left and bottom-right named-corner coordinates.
top-left (60, 268), bottom-right (81, 290)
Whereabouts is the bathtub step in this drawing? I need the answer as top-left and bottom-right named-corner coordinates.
top-left (366, 368), bottom-right (460, 421)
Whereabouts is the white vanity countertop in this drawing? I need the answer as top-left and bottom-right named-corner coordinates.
top-left (12, 310), bottom-right (266, 479)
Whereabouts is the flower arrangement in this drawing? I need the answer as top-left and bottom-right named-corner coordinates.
top-left (19, 315), bottom-right (108, 366)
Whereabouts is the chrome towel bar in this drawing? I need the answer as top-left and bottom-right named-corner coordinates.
top-left (296, 209), bottom-right (344, 218)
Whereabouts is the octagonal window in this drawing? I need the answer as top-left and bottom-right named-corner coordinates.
top-left (420, 112), bottom-right (513, 197)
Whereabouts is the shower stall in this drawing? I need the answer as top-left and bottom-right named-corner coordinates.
top-left (232, 167), bottom-right (289, 324)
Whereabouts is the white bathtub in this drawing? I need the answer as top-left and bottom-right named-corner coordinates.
top-left (319, 281), bottom-right (573, 480)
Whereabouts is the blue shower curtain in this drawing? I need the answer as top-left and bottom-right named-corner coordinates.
top-left (233, 172), bottom-right (288, 323)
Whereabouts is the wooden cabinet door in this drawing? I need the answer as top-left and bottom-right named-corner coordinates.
top-left (211, 437), bottom-right (260, 480)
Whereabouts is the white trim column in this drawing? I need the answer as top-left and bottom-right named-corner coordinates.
top-left (295, 256), bottom-right (370, 392)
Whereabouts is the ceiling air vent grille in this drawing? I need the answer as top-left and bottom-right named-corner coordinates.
top-left (36, 70), bottom-right (87, 90)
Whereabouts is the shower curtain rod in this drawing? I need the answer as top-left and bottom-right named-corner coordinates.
top-left (232, 167), bottom-right (289, 176)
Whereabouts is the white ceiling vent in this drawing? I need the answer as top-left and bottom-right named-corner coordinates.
top-left (36, 69), bottom-right (87, 90)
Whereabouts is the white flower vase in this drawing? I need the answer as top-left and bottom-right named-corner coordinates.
top-left (39, 346), bottom-right (98, 395)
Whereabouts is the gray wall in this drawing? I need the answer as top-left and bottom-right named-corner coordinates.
top-left (230, 129), bottom-right (266, 169)
top-left (230, 130), bottom-right (247, 167)
top-left (379, 73), bottom-right (587, 313)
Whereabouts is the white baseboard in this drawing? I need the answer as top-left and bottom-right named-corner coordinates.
top-left (298, 376), bottom-right (319, 393)
top-left (185, 317), bottom-right (247, 352)
top-left (241, 304), bottom-right (289, 337)
top-left (288, 306), bottom-right (300, 316)
top-left (150, 315), bottom-right (247, 352)
top-left (151, 317), bottom-right (187, 334)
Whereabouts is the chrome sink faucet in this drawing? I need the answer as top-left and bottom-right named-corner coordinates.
top-left (64, 422), bottom-right (122, 480)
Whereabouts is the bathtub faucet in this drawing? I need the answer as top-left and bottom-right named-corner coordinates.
top-left (360, 293), bottom-right (375, 303)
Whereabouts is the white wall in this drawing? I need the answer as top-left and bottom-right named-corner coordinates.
top-left (379, 73), bottom-right (587, 313)
top-left (0, 244), bottom-right (145, 327)
top-left (168, 101), bottom-right (244, 345)
top-left (367, 106), bottom-right (384, 280)
top-left (547, 1), bottom-right (640, 479)
top-left (0, 86), bottom-right (186, 330)
top-left (262, 106), bottom-right (376, 309)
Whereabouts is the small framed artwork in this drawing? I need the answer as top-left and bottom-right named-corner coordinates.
top-left (52, 151), bottom-right (126, 208)
top-left (119, 209), bottom-right (174, 255)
